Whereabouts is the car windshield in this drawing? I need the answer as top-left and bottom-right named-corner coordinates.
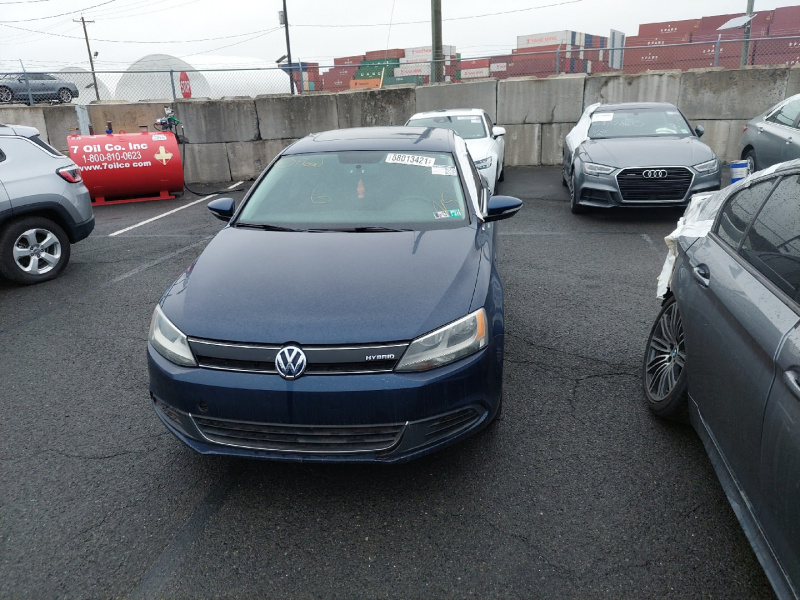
top-left (588, 108), bottom-right (693, 139)
top-left (237, 150), bottom-right (469, 231)
top-left (406, 115), bottom-right (487, 140)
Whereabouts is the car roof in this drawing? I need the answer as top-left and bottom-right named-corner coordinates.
top-left (594, 102), bottom-right (680, 112)
top-left (284, 126), bottom-right (458, 155)
top-left (407, 108), bottom-right (485, 120)
top-left (0, 123), bottom-right (40, 137)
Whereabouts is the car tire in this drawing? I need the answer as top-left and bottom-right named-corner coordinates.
top-left (642, 295), bottom-right (689, 422)
top-left (744, 148), bottom-right (759, 173)
top-left (0, 86), bottom-right (12, 103)
top-left (569, 171), bottom-right (587, 214)
top-left (0, 217), bottom-right (71, 285)
top-left (57, 88), bottom-right (73, 103)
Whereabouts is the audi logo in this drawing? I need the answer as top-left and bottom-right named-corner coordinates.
top-left (642, 169), bottom-right (668, 178)
top-left (275, 345), bottom-right (308, 380)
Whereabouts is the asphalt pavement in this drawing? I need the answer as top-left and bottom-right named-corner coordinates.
top-left (0, 165), bottom-right (774, 599)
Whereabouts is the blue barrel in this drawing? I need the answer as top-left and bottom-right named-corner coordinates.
top-left (730, 159), bottom-right (750, 183)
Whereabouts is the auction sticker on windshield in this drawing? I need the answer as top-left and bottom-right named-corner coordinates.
top-left (386, 153), bottom-right (436, 167)
top-left (592, 113), bottom-right (614, 122)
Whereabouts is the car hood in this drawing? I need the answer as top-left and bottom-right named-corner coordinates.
top-left (465, 137), bottom-right (494, 161)
top-left (581, 136), bottom-right (715, 167)
top-left (161, 226), bottom-right (482, 345)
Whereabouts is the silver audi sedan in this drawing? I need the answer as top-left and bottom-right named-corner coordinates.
top-left (562, 102), bottom-right (721, 214)
top-left (643, 161), bottom-right (800, 599)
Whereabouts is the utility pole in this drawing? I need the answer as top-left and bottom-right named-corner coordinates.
top-left (740, 0), bottom-right (755, 67)
top-left (431, 0), bottom-right (443, 83)
top-left (74, 16), bottom-right (100, 101)
top-left (281, 0), bottom-right (295, 95)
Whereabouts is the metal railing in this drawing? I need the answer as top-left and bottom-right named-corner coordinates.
top-left (2, 35), bottom-right (798, 105)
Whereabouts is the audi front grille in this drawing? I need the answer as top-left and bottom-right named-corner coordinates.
top-left (616, 167), bottom-right (694, 202)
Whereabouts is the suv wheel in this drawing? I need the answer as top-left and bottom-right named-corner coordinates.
top-left (0, 217), bottom-right (71, 284)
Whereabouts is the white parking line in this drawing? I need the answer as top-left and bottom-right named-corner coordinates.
top-left (108, 181), bottom-right (244, 237)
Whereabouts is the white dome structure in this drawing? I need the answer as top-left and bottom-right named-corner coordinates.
top-left (114, 54), bottom-right (291, 102)
top-left (57, 67), bottom-right (113, 104)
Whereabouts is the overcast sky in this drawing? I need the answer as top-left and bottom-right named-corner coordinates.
top-left (1, 0), bottom-right (796, 72)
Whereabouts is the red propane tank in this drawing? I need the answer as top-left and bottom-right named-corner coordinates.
top-left (67, 131), bottom-right (185, 205)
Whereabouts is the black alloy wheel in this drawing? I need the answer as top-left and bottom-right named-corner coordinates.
top-left (569, 171), bottom-right (587, 214)
top-left (642, 296), bottom-right (689, 421)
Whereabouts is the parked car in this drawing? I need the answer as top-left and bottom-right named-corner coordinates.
top-left (0, 124), bottom-right (94, 284)
top-left (562, 102), bottom-right (721, 214)
top-left (0, 73), bottom-right (79, 104)
top-left (148, 126), bottom-right (522, 463)
top-left (405, 108), bottom-right (506, 195)
top-left (739, 92), bottom-right (800, 172)
top-left (643, 161), bottom-right (800, 599)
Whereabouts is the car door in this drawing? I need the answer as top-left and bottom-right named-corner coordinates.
top-left (782, 110), bottom-right (800, 164)
top-left (759, 99), bottom-right (800, 167)
top-left (674, 175), bottom-right (799, 512)
top-left (0, 146), bottom-right (10, 215)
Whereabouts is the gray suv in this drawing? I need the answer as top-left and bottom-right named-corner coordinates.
top-left (0, 124), bottom-right (94, 284)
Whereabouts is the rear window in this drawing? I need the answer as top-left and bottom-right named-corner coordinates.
top-left (27, 135), bottom-right (63, 157)
top-left (238, 150), bottom-right (468, 230)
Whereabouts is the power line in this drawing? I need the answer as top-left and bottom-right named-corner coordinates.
top-left (0, 0), bottom-right (119, 22)
top-left (291, 0), bottom-right (585, 28)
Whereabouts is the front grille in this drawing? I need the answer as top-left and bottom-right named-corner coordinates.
top-left (616, 167), bottom-right (693, 202)
top-left (193, 415), bottom-right (405, 453)
top-left (188, 338), bottom-right (408, 375)
top-left (423, 407), bottom-right (483, 442)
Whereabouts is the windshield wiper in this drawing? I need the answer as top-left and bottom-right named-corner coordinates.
top-left (235, 222), bottom-right (305, 232)
top-left (309, 226), bottom-right (413, 233)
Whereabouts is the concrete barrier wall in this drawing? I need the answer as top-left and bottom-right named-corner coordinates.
top-left (2, 66), bottom-right (799, 182)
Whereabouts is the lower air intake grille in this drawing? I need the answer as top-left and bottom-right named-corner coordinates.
top-left (422, 407), bottom-right (483, 443)
top-left (193, 416), bottom-right (405, 454)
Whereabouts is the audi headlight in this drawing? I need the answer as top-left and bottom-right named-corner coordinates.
top-left (149, 305), bottom-right (197, 367)
top-left (583, 162), bottom-right (616, 175)
top-left (395, 308), bottom-right (488, 372)
top-left (693, 158), bottom-right (719, 173)
top-left (474, 156), bottom-right (493, 170)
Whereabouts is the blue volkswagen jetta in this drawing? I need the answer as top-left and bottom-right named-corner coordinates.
top-left (147, 126), bottom-right (522, 463)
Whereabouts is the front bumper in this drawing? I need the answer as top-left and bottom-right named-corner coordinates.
top-left (148, 339), bottom-right (503, 464)
top-left (576, 167), bottom-right (721, 208)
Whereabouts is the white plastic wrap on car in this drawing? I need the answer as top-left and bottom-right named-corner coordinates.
top-left (565, 103), bottom-right (601, 155)
top-left (656, 192), bottom-right (725, 299)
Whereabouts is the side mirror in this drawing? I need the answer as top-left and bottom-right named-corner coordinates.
top-left (208, 197), bottom-right (235, 222)
top-left (484, 195), bottom-right (522, 222)
top-left (695, 125), bottom-right (705, 138)
top-left (492, 126), bottom-right (506, 138)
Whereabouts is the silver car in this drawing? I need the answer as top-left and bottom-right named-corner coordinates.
top-left (562, 102), bottom-right (721, 214)
top-left (739, 93), bottom-right (800, 172)
top-left (0, 73), bottom-right (79, 104)
top-left (643, 162), bottom-right (800, 599)
top-left (0, 124), bottom-right (94, 284)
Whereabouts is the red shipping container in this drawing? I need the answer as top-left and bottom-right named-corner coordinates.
top-left (507, 56), bottom-right (557, 77)
top-left (365, 48), bottom-right (405, 60)
top-left (768, 5), bottom-right (800, 36)
top-left (324, 66), bottom-right (358, 78)
top-left (458, 58), bottom-right (491, 69)
top-left (638, 19), bottom-right (699, 40)
top-left (623, 45), bottom-right (682, 73)
top-left (334, 55), bottom-right (365, 66)
top-left (693, 11), bottom-right (772, 41)
top-left (753, 37), bottom-right (800, 66)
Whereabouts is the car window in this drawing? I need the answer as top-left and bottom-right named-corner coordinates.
top-left (739, 175), bottom-right (800, 300)
top-left (588, 108), bottom-right (693, 139)
top-left (238, 150), bottom-right (468, 230)
top-left (26, 135), bottom-right (63, 157)
top-left (715, 180), bottom-right (775, 249)
top-left (406, 115), bottom-right (487, 140)
top-left (767, 99), bottom-right (800, 128)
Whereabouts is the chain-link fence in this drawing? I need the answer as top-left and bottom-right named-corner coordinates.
top-left (2, 35), bottom-right (799, 105)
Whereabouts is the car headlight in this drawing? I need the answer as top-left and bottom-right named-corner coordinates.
top-left (583, 162), bottom-right (616, 175)
top-left (693, 158), bottom-right (719, 173)
top-left (395, 308), bottom-right (488, 372)
top-left (149, 305), bottom-right (197, 367)
top-left (474, 156), bottom-right (493, 170)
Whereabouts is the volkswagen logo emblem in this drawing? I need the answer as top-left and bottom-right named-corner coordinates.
top-left (275, 345), bottom-right (307, 380)
top-left (642, 169), bottom-right (668, 178)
